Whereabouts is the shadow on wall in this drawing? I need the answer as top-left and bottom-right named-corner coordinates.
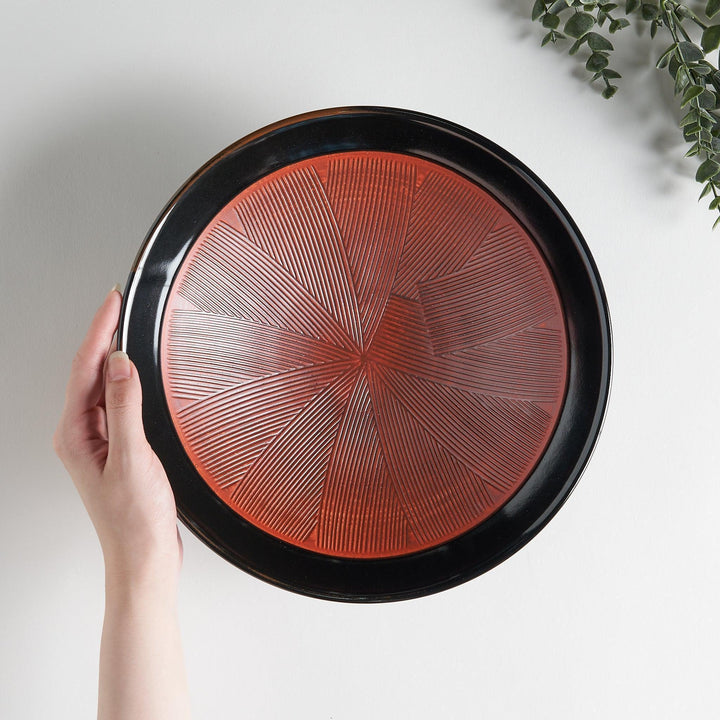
top-left (0, 81), bottom-right (263, 473)
top-left (493, 0), bottom-right (700, 189)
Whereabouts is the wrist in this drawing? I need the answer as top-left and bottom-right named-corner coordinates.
top-left (104, 574), bottom-right (179, 618)
top-left (104, 552), bottom-right (180, 605)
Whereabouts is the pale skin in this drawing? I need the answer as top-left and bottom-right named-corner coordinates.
top-left (53, 288), bottom-right (192, 720)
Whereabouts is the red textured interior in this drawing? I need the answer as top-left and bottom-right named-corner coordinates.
top-left (160, 151), bottom-right (569, 558)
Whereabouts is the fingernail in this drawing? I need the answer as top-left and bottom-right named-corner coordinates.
top-left (109, 283), bottom-right (122, 296)
top-left (107, 351), bottom-right (131, 381)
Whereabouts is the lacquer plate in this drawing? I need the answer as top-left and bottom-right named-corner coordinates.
top-left (118, 107), bottom-right (611, 601)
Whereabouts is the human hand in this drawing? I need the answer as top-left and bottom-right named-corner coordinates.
top-left (54, 287), bottom-right (182, 590)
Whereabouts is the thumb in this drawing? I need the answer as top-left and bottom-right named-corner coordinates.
top-left (105, 351), bottom-right (148, 460)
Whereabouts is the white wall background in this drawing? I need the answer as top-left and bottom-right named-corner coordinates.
top-left (2, 1), bottom-right (719, 718)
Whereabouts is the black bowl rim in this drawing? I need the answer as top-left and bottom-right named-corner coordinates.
top-left (118, 106), bottom-right (612, 602)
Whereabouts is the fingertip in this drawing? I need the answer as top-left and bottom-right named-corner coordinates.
top-left (107, 351), bottom-right (132, 382)
top-left (92, 284), bottom-right (122, 331)
top-left (103, 284), bottom-right (123, 313)
top-left (63, 286), bottom-right (126, 421)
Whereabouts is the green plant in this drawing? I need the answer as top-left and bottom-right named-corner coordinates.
top-left (531, 0), bottom-right (720, 227)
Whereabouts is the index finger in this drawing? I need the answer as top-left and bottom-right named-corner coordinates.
top-left (62, 287), bottom-right (123, 420)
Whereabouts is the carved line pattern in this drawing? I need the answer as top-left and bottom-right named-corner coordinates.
top-left (162, 151), bottom-right (569, 558)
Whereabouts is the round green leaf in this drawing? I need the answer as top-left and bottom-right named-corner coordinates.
top-left (696, 158), bottom-right (720, 183)
top-left (586, 52), bottom-right (610, 72)
top-left (701, 25), bottom-right (720, 53)
top-left (587, 31), bottom-right (614, 51)
top-left (681, 85), bottom-right (705, 107)
top-left (699, 183), bottom-right (713, 200)
top-left (609, 18), bottom-right (630, 33)
top-left (678, 41), bottom-right (704, 62)
top-left (564, 12), bottom-right (595, 37)
top-left (641, 3), bottom-right (659, 20)
top-left (532, 0), bottom-right (547, 21)
top-left (683, 123), bottom-right (702, 140)
top-left (698, 89), bottom-right (717, 109)
top-left (602, 84), bottom-right (618, 98)
top-left (680, 109), bottom-right (700, 127)
top-left (656, 43), bottom-right (677, 69)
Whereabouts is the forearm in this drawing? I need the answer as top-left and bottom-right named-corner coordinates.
top-left (56, 292), bottom-right (192, 719)
top-left (99, 570), bottom-right (192, 720)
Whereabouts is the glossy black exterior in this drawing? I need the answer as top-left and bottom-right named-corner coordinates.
top-left (119, 107), bottom-right (611, 602)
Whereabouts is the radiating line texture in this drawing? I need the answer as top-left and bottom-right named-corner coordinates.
top-left (161, 151), bottom-right (569, 559)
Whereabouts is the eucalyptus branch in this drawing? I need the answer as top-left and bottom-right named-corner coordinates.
top-left (532, 1), bottom-right (629, 97)
top-left (531, 0), bottom-right (720, 228)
